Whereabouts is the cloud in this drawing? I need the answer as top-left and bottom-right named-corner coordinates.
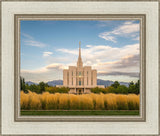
top-left (112, 54), bottom-right (140, 69)
top-left (45, 63), bottom-right (66, 70)
top-left (21, 63), bottom-right (64, 74)
top-left (95, 54), bottom-right (139, 71)
top-left (24, 40), bottom-right (47, 48)
top-left (99, 33), bottom-right (117, 43)
top-left (54, 43), bottom-right (140, 76)
top-left (22, 33), bottom-right (48, 48)
top-left (22, 33), bottom-right (34, 40)
top-left (21, 63), bottom-right (64, 83)
top-left (57, 44), bottom-right (139, 63)
top-left (21, 43), bottom-right (140, 82)
top-left (86, 45), bottom-right (92, 48)
top-left (97, 20), bottom-right (120, 28)
top-left (99, 21), bottom-right (140, 42)
top-left (97, 71), bottom-right (139, 78)
top-left (133, 36), bottom-right (139, 41)
top-left (57, 48), bottom-right (78, 55)
top-left (112, 21), bottom-right (139, 35)
top-left (43, 52), bottom-right (53, 57)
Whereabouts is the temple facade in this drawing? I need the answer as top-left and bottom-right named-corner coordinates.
top-left (61, 42), bottom-right (104, 94)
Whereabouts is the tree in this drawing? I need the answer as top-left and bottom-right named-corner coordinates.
top-left (91, 87), bottom-right (104, 94)
top-left (116, 85), bottom-right (128, 94)
top-left (129, 81), bottom-right (134, 86)
top-left (39, 82), bottom-right (46, 93)
top-left (135, 80), bottom-right (140, 94)
top-left (29, 84), bottom-right (40, 93)
top-left (45, 86), bottom-right (70, 94)
top-left (128, 84), bottom-right (136, 94)
top-left (22, 78), bottom-right (25, 91)
top-left (20, 76), bottom-right (28, 93)
top-left (106, 86), bottom-right (117, 93)
top-left (111, 81), bottom-right (120, 88)
top-left (20, 76), bottom-right (23, 90)
top-left (128, 80), bottom-right (140, 94)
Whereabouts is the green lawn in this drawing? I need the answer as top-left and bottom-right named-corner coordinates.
top-left (21, 110), bottom-right (139, 116)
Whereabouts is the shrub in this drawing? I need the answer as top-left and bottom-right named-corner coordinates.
top-left (59, 94), bottom-right (69, 110)
top-left (28, 91), bottom-right (42, 110)
top-left (69, 94), bottom-right (80, 110)
top-left (116, 94), bottom-right (128, 110)
top-left (45, 87), bottom-right (70, 94)
top-left (20, 91), bottom-right (30, 110)
top-left (91, 87), bottom-right (104, 94)
top-left (95, 93), bottom-right (105, 110)
top-left (127, 94), bottom-right (139, 110)
top-left (103, 93), bottom-right (117, 110)
top-left (79, 94), bottom-right (94, 110)
top-left (20, 91), bottom-right (140, 110)
top-left (41, 92), bottom-right (59, 110)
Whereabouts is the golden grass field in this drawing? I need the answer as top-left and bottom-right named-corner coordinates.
top-left (20, 91), bottom-right (139, 110)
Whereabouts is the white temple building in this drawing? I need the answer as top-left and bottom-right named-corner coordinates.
top-left (58, 42), bottom-right (104, 94)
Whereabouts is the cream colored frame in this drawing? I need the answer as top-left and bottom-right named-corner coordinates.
top-left (1, 0), bottom-right (159, 136)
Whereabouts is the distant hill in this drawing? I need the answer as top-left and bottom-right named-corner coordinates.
top-left (26, 79), bottom-right (129, 87)
top-left (25, 81), bottom-right (38, 86)
top-left (97, 79), bottom-right (113, 87)
top-left (97, 79), bottom-right (129, 87)
top-left (47, 80), bottom-right (63, 87)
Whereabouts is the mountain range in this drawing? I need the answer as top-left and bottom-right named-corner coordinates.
top-left (26, 79), bottom-right (129, 87)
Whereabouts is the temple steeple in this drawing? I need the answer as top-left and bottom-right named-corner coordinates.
top-left (79, 41), bottom-right (81, 59)
top-left (77, 41), bottom-right (83, 68)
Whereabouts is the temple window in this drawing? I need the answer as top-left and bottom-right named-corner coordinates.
top-left (79, 81), bottom-right (81, 86)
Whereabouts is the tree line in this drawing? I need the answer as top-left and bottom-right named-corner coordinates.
top-left (20, 77), bottom-right (139, 94)
top-left (20, 77), bottom-right (69, 94)
top-left (91, 80), bottom-right (139, 94)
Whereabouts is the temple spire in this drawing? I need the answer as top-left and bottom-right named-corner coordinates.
top-left (79, 41), bottom-right (81, 58)
top-left (77, 41), bottom-right (83, 68)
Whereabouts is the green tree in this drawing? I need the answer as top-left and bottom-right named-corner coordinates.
top-left (129, 81), bottom-right (134, 86)
top-left (106, 86), bottom-right (117, 93)
top-left (135, 80), bottom-right (140, 94)
top-left (111, 81), bottom-right (120, 88)
top-left (91, 87), bottom-right (105, 94)
top-left (45, 86), bottom-right (70, 94)
top-left (25, 83), bottom-right (30, 91)
top-left (39, 82), bottom-right (46, 93)
top-left (128, 84), bottom-right (136, 94)
top-left (20, 76), bottom-right (23, 90)
top-left (20, 76), bottom-right (28, 93)
top-left (116, 85), bottom-right (128, 94)
top-left (29, 84), bottom-right (40, 93)
top-left (128, 81), bottom-right (135, 94)
top-left (128, 80), bottom-right (140, 94)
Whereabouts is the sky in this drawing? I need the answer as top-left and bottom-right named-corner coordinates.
top-left (20, 20), bottom-right (140, 83)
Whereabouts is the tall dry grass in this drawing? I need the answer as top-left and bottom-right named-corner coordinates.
top-left (20, 91), bottom-right (139, 110)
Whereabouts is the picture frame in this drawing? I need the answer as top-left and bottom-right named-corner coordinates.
top-left (15, 14), bottom-right (146, 122)
top-left (1, 0), bottom-right (159, 135)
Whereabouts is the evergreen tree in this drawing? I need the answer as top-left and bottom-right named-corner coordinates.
top-left (135, 80), bottom-right (140, 94)
top-left (20, 76), bottom-right (28, 93)
top-left (20, 76), bottom-right (23, 91)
